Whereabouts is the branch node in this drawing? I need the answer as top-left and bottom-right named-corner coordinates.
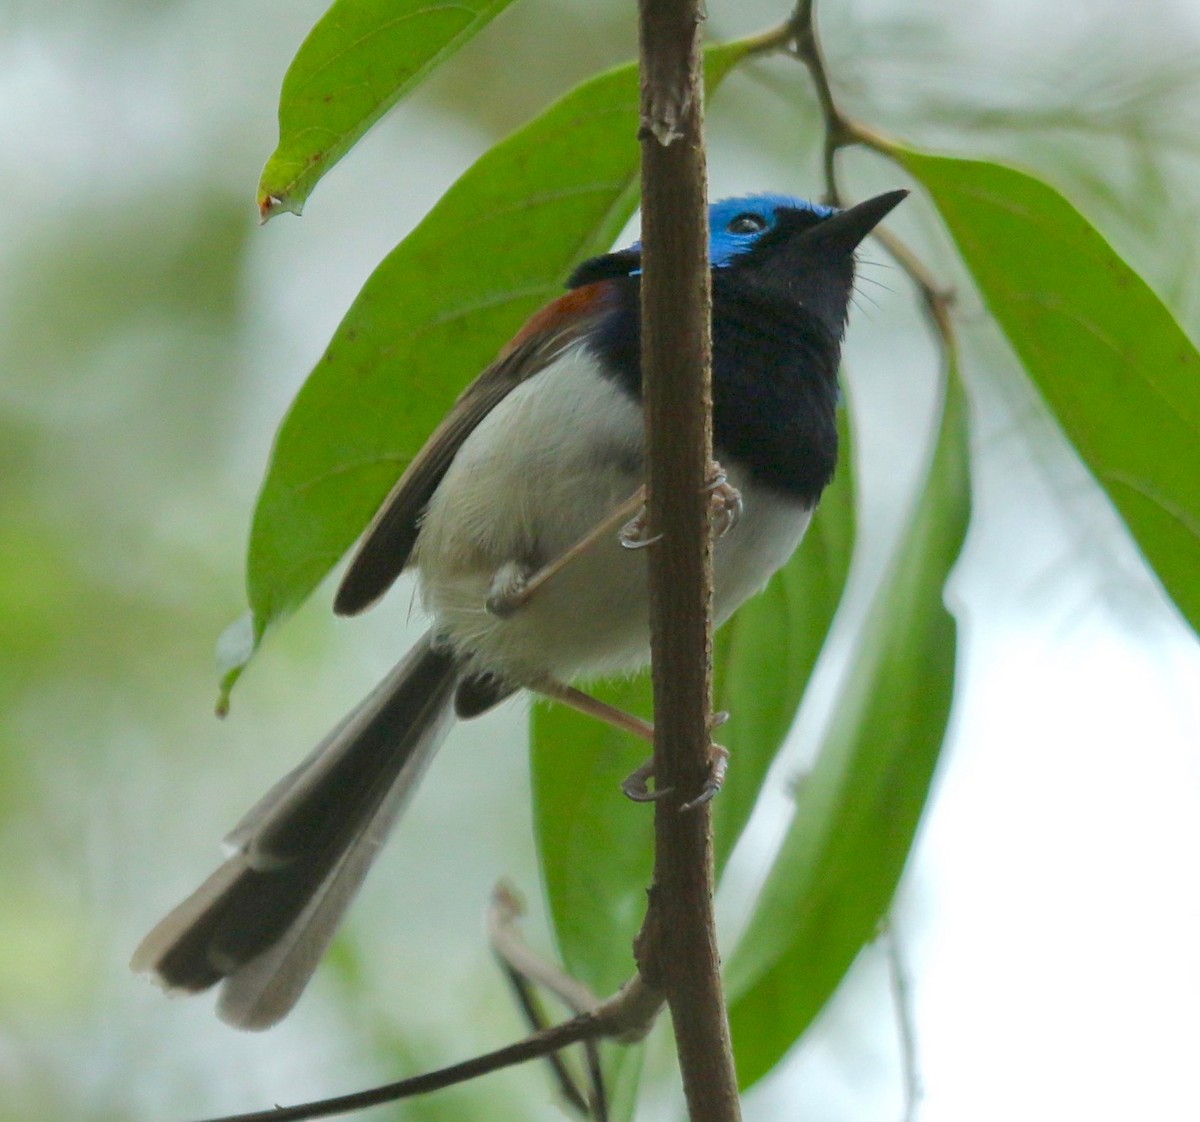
top-left (639, 88), bottom-right (693, 146)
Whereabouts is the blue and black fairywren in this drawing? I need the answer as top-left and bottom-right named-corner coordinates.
top-left (133, 189), bottom-right (907, 1029)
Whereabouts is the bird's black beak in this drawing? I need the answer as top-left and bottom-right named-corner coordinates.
top-left (803, 189), bottom-right (908, 255)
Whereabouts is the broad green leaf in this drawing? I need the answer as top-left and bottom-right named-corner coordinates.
top-left (225, 46), bottom-right (750, 706)
top-left (710, 406), bottom-right (856, 871)
top-left (257, 0), bottom-right (519, 219)
top-left (531, 411), bottom-right (854, 999)
top-left (531, 675), bottom-right (655, 997)
top-left (529, 674), bottom-right (653, 1121)
top-left (726, 368), bottom-right (970, 1090)
top-left (895, 149), bottom-right (1200, 634)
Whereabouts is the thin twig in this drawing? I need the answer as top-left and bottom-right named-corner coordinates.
top-left (495, 962), bottom-right (594, 1116)
top-left (883, 919), bottom-right (924, 1122)
top-left (488, 882), bottom-right (603, 1017)
top-left (185, 976), bottom-right (665, 1122)
top-left (186, 1016), bottom-right (603, 1122)
top-left (789, 0), bottom-right (853, 198)
top-left (778, 2), bottom-right (956, 340)
top-left (489, 882), bottom-right (612, 1119)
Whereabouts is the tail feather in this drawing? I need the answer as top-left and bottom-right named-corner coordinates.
top-left (218, 757), bottom-right (430, 1029)
top-left (132, 633), bottom-right (459, 1029)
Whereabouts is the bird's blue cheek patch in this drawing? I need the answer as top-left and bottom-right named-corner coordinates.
top-left (706, 194), bottom-right (834, 268)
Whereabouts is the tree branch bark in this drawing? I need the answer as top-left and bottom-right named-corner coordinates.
top-left (635, 3), bottom-right (742, 1121)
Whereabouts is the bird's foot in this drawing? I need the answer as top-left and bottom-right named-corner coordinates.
top-left (706, 461), bottom-right (743, 539)
top-left (621, 739), bottom-right (731, 812)
top-left (618, 507), bottom-right (662, 550)
top-left (485, 560), bottom-right (533, 618)
top-left (619, 464), bottom-right (741, 548)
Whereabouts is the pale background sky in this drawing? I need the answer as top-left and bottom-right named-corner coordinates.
top-left (1, 1), bottom-right (1198, 1120)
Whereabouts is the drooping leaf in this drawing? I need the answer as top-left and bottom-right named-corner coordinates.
top-left (531, 675), bottom-right (656, 998)
top-left (710, 406), bottom-right (856, 872)
top-left (897, 149), bottom-right (1200, 635)
top-left (224, 44), bottom-right (749, 704)
top-left (529, 418), bottom-right (856, 1122)
top-left (531, 409), bottom-right (855, 999)
top-left (726, 367), bottom-right (970, 1090)
top-left (257, 0), bottom-right (520, 219)
top-left (529, 674), bottom-right (653, 1122)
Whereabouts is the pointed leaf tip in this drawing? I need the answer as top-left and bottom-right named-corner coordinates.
top-left (257, 193), bottom-right (303, 223)
top-left (256, 0), bottom-right (521, 215)
top-left (214, 612), bottom-right (256, 716)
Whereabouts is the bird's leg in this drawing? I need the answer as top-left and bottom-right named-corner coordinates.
top-left (486, 488), bottom-right (647, 618)
top-left (534, 678), bottom-right (731, 810)
top-left (487, 464), bottom-right (742, 619)
top-left (535, 678), bottom-right (656, 742)
top-left (615, 460), bottom-right (739, 808)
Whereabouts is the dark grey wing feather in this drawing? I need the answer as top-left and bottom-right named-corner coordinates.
top-left (333, 311), bottom-right (602, 617)
top-left (332, 369), bottom-right (518, 616)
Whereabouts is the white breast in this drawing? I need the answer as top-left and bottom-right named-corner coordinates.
top-left (414, 344), bottom-right (813, 686)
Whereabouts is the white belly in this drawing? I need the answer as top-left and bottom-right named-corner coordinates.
top-left (413, 345), bottom-right (812, 685)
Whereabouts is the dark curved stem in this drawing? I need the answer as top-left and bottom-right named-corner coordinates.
top-left (775, 3), bottom-right (957, 343)
top-left (183, 971), bottom-right (667, 1122)
top-left (186, 1014), bottom-right (605, 1122)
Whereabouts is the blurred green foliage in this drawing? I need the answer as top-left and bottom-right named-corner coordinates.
top-left (3, 1), bottom-right (1198, 1121)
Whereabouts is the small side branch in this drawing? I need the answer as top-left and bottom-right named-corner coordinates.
top-left (187, 977), bottom-right (662, 1122)
top-left (883, 919), bottom-right (924, 1122)
top-left (488, 882), bottom-right (666, 1120)
top-left (745, 2), bottom-right (956, 349)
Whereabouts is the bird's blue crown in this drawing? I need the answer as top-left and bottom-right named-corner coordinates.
top-left (706, 194), bottom-right (834, 267)
top-left (623, 195), bottom-right (835, 272)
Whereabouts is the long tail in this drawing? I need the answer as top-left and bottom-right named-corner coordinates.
top-left (132, 633), bottom-right (459, 1030)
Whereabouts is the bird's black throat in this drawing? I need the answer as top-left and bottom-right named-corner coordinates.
top-left (587, 273), bottom-right (842, 508)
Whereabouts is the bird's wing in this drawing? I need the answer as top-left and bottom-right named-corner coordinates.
top-left (333, 283), bottom-right (615, 616)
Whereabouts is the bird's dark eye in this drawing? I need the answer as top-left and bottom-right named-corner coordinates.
top-left (727, 212), bottom-right (768, 235)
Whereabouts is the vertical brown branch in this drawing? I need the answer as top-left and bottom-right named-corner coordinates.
top-left (635, 3), bottom-right (742, 1122)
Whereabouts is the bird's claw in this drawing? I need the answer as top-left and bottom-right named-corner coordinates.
top-left (679, 745), bottom-right (730, 812)
top-left (617, 463), bottom-right (740, 549)
top-left (621, 743), bottom-right (731, 811)
top-left (706, 463), bottom-right (743, 539)
top-left (621, 760), bottom-right (673, 802)
top-left (619, 508), bottom-right (662, 550)
top-left (485, 561), bottom-right (531, 618)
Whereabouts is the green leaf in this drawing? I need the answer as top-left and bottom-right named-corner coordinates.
top-left (529, 422), bottom-right (856, 1118)
top-left (895, 149), bottom-right (1200, 634)
top-left (726, 367), bottom-right (971, 1090)
top-left (230, 44), bottom-right (749, 695)
top-left (531, 410), bottom-right (855, 998)
top-left (710, 406), bottom-right (856, 872)
top-left (257, 0), bottom-right (519, 219)
top-left (529, 675), bottom-right (652, 1122)
top-left (531, 676), bottom-right (655, 997)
